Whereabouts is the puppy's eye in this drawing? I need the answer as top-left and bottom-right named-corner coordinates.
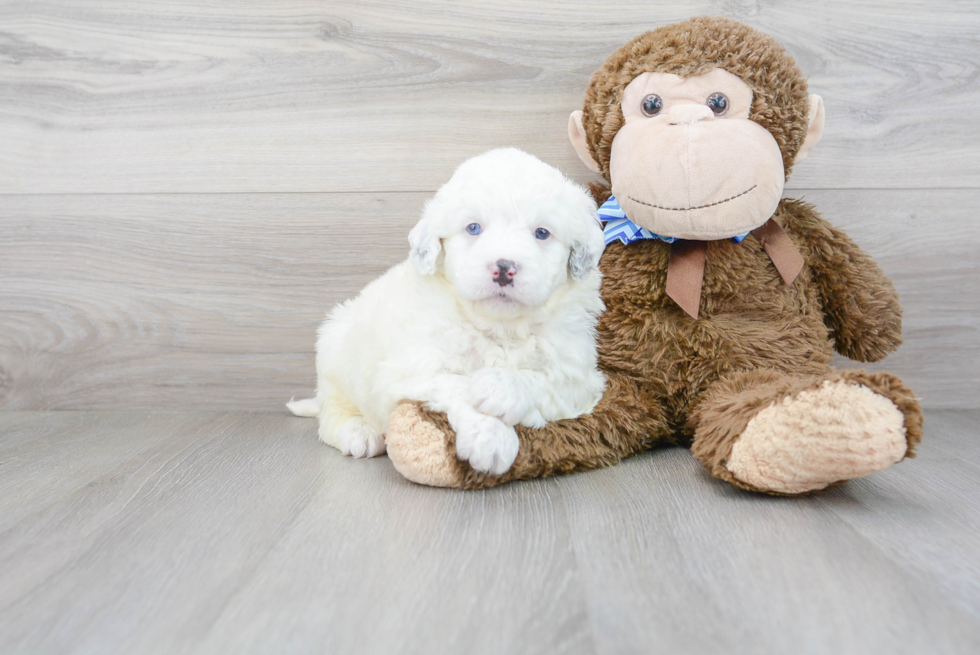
top-left (641, 94), bottom-right (663, 117)
top-left (706, 92), bottom-right (729, 115)
top-left (466, 223), bottom-right (482, 236)
top-left (534, 228), bottom-right (550, 240)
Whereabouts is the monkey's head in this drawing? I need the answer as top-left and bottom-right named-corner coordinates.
top-left (568, 17), bottom-right (824, 240)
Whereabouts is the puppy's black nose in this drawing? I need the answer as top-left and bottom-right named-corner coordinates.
top-left (492, 259), bottom-right (517, 287)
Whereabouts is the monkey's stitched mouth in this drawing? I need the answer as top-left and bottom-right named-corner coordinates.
top-left (628, 185), bottom-right (757, 212)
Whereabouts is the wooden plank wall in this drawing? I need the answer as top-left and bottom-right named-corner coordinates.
top-left (1, 1), bottom-right (978, 411)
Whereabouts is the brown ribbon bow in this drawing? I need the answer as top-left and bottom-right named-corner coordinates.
top-left (665, 218), bottom-right (804, 319)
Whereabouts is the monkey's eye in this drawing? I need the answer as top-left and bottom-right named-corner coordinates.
top-left (641, 94), bottom-right (663, 117)
top-left (706, 92), bottom-right (729, 115)
top-left (534, 228), bottom-right (550, 240)
top-left (466, 223), bottom-right (482, 236)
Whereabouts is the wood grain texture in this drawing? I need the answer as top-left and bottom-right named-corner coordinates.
top-left (1, 189), bottom-right (975, 411)
top-left (556, 449), bottom-right (980, 654)
top-left (0, 411), bottom-right (593, 655)
top-left (817, 190), bottom-right (980, 408)
top-left (0, 0), bottom-right (977, 193)
top-left (818, 410), bottom-right (980, 622)
top-left (0, 192), bottom-right (424, 411)
top-left (1, 409), bottom-right (978, 653)
top-left (2, 4), bottom-right (977, 652)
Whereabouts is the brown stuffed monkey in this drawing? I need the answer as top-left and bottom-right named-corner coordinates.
top-left (384, 16), bottom-right (923, 495)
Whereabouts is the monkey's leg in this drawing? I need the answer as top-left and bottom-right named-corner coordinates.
top-left (689, 368), bottom-right (923, 495)
top-left (385, 371), bottom-right (671, 489)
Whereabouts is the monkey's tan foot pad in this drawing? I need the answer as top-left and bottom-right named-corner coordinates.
top-left (386, 402), bottom-right (464, 488)
top-left (726, 380), bottom-right (907, 495)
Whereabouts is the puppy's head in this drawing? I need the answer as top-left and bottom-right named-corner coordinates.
top-left (408, 148), bottom-right (604, 315)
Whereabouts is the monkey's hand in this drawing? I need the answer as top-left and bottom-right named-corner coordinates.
top-left (789, 201), bottom-right (903, 362)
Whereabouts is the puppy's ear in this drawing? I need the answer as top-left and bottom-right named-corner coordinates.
top-left (569, 215), bottom-right (606, 281)
top-left (567, 188), bottom-right (605, 281)
top-left (569, 232), bottom-right (605, 281)
top-left (408, 205), bottom-right (442, 275)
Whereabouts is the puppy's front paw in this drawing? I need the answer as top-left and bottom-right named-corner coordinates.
top-left (469, 368), bottom-right (531, 426)
top-left (336, 420), bottom-right (386, 458)
top-left (454, 413), bottom-right (519, 475)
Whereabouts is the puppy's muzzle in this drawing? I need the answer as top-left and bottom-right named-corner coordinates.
top-left (492, 259), bottom-right (517, 287)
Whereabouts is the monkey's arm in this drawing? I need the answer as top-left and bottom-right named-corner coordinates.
top-left (387, 370), bottom-right (673, 489)
top-left (785, 200), bottom-right (903, 362)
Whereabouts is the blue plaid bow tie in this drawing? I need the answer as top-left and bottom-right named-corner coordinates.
top-left (597, 195), bottom-right (749, 245)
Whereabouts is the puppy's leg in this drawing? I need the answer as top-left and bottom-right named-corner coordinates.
top-left (412, 373), bottom-right (520, 475)
top-left (471, 367), bottom-right (604, 428)
top-left (318, 385), bottom-right (385, 458)
top-left (447, 404), bottom-right (519, 475)
top-left (468, 368), bottom-right (536, 427)
top-left (334, 418), bottom-right (386, 458)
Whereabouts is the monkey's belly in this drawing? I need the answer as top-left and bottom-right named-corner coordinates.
top-left (599, 294), bottom-right (830, 377)
top-left (596, 224), bottom-right (834, 412)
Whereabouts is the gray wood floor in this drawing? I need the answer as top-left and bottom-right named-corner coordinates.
top-left (1, 410), bottom-right (978, 654)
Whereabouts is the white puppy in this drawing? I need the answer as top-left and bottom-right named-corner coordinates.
top-left (287, 148), bottom-right (606, 475)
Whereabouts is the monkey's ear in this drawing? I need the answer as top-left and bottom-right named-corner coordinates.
top-left (568, 111), bottom-right (601, 174)
top-left (794, 94), bottom-right (825, 164)
top-left (408, 207), bottom-right (442, 275)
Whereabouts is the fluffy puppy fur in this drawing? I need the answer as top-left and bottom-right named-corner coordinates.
top-left (288, 148), bottom-right (607, 474)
